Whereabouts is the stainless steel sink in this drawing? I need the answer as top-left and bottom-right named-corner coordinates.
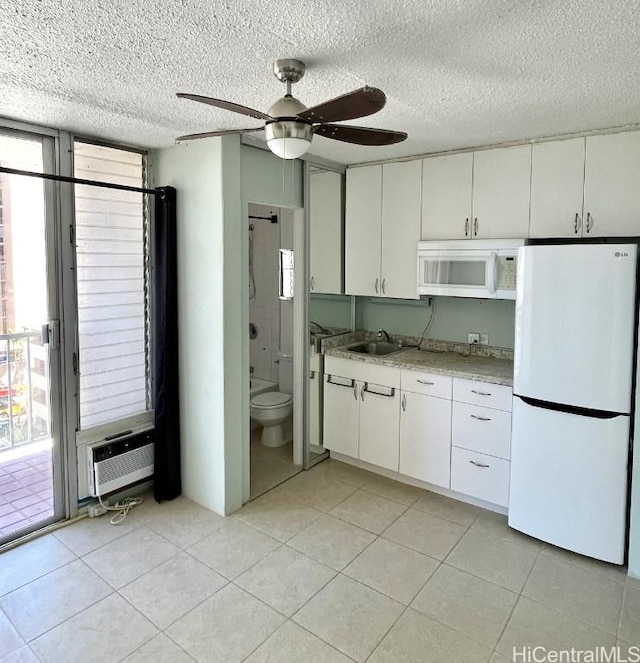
top-left (347, 341), bottom-right (404, 356)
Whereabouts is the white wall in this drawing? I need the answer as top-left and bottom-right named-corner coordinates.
top-left (153, 136), bottom-right (240, 515)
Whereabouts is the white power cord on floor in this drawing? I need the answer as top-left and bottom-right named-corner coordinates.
top-left (98, 494), bottom-right (144, 525)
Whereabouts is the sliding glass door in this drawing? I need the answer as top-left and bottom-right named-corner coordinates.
top-left (0, 130), bottom-right (65, 543)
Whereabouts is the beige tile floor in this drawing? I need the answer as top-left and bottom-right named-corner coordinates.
top-left (0, 458), bottom-right (638, 663)
top-left (249, 429), bottom-right (299, 500)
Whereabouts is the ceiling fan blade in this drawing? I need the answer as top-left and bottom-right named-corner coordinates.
top-left (315, 124), bottom-right (407, 146)
top-left (176, 127), bottom-right (263, 142)
top-left (176, 93), bottom-right (273, 121)
top-left (298, 86), bottom-right (386, 123)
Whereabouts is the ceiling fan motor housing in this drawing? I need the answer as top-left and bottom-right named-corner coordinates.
top-left (265, 93), bottom-right (314, 158)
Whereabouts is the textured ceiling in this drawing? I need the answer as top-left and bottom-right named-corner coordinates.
top-left (1, 0), bottom-right (639, 164)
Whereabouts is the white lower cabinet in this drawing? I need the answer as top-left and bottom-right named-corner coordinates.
top-left (450, 447), bottom-right (510, 507)
top-left (399, 391), bottom-right (451, 488)
top-left (359, 383), bottom-right (400, 471)
top-left (322, 356), bottom-right (513, 509)
top-left (323, 375), bottom-right (359, 458)
top-left (450, 378), bottom-right (513, 508)
top-left (452, 401), bottom-right (511, 460)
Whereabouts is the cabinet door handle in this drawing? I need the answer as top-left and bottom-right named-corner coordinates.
top-left (470, 414), bottom-right (491, 421)
top-left (471, 389), bottom-right (491, 396)
top-left (354, 382), bottom-right (358, 400)
top-left (470, 460), bottom-right (490, 468)
top-left (381, 278), bottom-right (386, 294)
top-left (328, 376), bottom-right (355, 389)
top-left (361, 384), bottom-right (365, 401)
top-left (375, 277), bottom-right (379, 294)
top-left (586, 212), bottom-right (593, 233)
top-left (402, 394), bottom-right (406, 411)
top-left (473, 217), bottom-right (478, 236)
top-left (417, 379), bottom-right (435, 386)
top-left (363, 383), bottom-right (395, 398)
top-left (464, 218), bottom-right (469, 237)
top-left (574, 213), bottom-right (582, 235)
top-left (310, 276), bottom-right (315, 290)
top-left (310, 372), bottom-right (315, 380)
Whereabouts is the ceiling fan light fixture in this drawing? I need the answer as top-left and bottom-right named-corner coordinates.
top-left (265, 120), bottom-right (313, 159)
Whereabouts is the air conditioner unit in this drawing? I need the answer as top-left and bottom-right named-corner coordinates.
top-left (88, 430), bottom-right (154, 497)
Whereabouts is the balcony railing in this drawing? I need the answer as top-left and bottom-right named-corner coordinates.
top-left (0, 330), bottom-right (50, 454)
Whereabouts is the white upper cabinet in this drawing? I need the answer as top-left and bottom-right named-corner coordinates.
top-left (471, 145), bottom-right (532, 239)
top-left (421, 152), bottom-right (473, 240)
top-left (309, 170), bottom-right (343, 294)
top-left (381, 160), bottom-right (421, 299)
top-left (345, 165), bottom-right (382, 296)
top-left (530, 138), bottom-right (586, 238)
top-left (583, 131), bottom-right (640, 237)
top-left (346, 161), bottom-right (421, 299)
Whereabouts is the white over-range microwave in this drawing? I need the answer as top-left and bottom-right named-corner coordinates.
top-left (416, 239), bottom-right (525, 299)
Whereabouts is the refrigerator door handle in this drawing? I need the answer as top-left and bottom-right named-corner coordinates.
top-left (514, 394), bottom-right (627, 419)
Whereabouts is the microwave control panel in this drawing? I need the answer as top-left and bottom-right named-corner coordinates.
top-left (496, 256), bottom-right (517, 290)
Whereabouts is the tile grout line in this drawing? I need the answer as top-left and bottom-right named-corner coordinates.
top-left (489, 539), bottom-right (544, 659)
top-left (0, 535), bottom-right (79, 601)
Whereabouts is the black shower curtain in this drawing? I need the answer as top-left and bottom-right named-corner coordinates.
top-left (153, 186), bottom-right (181, 501)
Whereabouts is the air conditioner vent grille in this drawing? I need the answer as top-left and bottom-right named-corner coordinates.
top-left (89, 433), bottom-right (154, 497)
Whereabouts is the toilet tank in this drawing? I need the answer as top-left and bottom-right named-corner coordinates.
top-left (277, 352), bottom-right (294, 394)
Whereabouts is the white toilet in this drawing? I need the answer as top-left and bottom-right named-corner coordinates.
top-left (250, 353), bottom-right (293, 447)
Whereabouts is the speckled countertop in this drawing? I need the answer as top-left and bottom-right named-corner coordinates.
top-left (325, 344), bottom-right (514, 386)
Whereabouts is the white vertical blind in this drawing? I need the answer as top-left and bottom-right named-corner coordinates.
top-left (74, 142), bottom-right (150, 430)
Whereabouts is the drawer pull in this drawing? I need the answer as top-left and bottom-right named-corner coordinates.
top-left (363, 383), bottom-right (395, 398)
top-left (470, 414), bottom-right (491, 421)
top-left (417, 379), bottom-right (435, 386)
top-left (470, 460), bottom-right (490, 468)
top-left (402, 394), bottom-right (406, 411)
top-left (471, 389), bottom-right (492, 396)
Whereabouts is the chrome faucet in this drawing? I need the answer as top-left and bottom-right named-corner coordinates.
top-left (377, 329), bottom-right (391, 342)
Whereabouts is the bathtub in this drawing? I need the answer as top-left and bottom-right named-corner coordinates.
top-left (250, 377), bottom-right (277, 397)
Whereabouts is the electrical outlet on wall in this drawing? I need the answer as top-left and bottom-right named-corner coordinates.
top-left (467, 333), bottom-right (480, 345)
top-left (479, 333), bottom-right (489, 346)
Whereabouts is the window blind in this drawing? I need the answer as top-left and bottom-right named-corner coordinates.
top-left (73, 142), bottom-right (150, 430)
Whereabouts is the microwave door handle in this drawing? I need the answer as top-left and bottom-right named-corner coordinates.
top-left (488, 252), bottom-right (497, 295)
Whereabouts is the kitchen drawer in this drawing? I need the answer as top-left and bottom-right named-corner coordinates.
top-left (453, 378), bottom-right (512, 412)
top-left (451, 447), bottom-right (510, 507)
top-left (400, 369), bottom-right (452, 399)
top-left (452, 402), bottom-right (512, 460)
top-left (325, 355), bottom-right (400, 388)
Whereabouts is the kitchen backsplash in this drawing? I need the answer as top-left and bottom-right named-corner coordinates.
top-left (355, 296), bottom-right (516, 349)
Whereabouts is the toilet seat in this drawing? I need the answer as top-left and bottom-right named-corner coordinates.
top-left (251, 391), bottom-right (292, 408)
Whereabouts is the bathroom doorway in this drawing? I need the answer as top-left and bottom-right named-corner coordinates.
top-left (248, 203), bottom-right (301, 498)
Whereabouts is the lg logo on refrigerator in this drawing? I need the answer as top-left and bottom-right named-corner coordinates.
top-left (614, 251), bottom-right (629, 257)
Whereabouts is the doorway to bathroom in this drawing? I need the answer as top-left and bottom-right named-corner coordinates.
top-left (248, 203), bottom-right (301, 498)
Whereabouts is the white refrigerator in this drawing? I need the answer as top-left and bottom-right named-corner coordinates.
top-left (509, 243), bottom-right (637, 564)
